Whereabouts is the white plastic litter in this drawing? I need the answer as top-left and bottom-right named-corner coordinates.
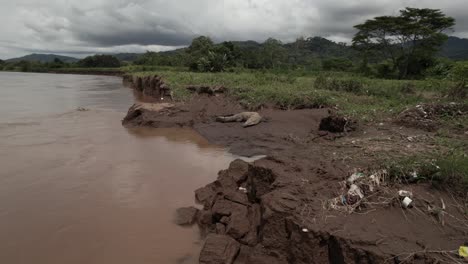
top-left (402, 197), bottom-right (413, 208)
top-left (347, 172), bottom-right (364, 185)
top-left (238, 187), bottom-right (247, 193)
top-left (348, 184), bottom-right (364, 199)
top-left (398, 190), bottom-right (413, 198)
top-left (302, 228), bottom-right (309, 233)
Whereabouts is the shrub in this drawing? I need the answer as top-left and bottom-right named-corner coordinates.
top-left (322, 58), bottom-right (353, 71)
top-left (315, 76), bottom-right (364, 94)
top-left (78, 55), bottom-right (121, 68)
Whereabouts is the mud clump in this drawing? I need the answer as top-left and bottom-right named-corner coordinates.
top-left (396, 103), bottom-right (467, 131)
top-left (193, 159), bottom-right (401, 264)
top-left (199, 234), bottom-right (240, 264)
top-left (174, 206), bottom-right (199, 226)
top-left (319, 115), bottom-right (356, 133)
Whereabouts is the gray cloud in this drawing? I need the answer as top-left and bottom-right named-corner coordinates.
top-left (0, 0), bottom-right (467, 59)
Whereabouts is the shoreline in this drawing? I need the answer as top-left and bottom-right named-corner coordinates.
top-left (122, 74), bottom-right (468, 263)
top-left (1, 69), bottom-right (124, 76)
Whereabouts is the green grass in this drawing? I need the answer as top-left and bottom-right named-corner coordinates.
top-left (129, 69), bottom-right (466, 121)
top-left (386, 153), bottom-right (468, 197)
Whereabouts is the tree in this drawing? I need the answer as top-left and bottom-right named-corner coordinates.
top-left (78, 55), bottom-right (121, 68)
top-left (259, 38), bottom-right (287, 69)
top-left (186, 36), bottom-right (238, 72)
top-left (322, 57), bottom-right (353, 71)
top-left (353, 8), bottom-right (455, 79)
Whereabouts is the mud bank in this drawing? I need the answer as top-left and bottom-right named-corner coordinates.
top-left (122, 75), bottom-right (468, 263)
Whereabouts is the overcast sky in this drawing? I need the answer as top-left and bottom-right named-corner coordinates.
top-left (0, 0), bottom-right (467, 59)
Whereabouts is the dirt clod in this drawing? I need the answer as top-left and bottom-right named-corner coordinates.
top-left (199, 234), bottom-right (240, 264)
top-left (174, 206), bottom-right (199, 226)
top-left (319, 115), bottom-right (356, 133)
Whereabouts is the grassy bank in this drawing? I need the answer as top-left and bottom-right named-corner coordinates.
top-left (131, 70), bottom-right (466, 121)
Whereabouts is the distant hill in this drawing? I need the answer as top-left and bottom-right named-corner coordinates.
top-left (6, 53), bottom-right (79, 63)
top-left (6, 36), bottom-right (468, 66)
top-left (440, 36), bottom-right (468, 60)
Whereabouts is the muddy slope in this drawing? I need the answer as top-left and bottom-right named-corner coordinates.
top-left (123, 76), bottom-right (468, 264)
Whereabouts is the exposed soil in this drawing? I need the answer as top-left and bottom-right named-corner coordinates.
top-left (123, 76), bottom-right (468, 264)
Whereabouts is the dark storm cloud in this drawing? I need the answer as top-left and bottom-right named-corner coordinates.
top-left (0, 0), bottom-right (467, 59)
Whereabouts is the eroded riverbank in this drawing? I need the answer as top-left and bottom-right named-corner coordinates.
top-left (123, 74), bottom-right (468, 264)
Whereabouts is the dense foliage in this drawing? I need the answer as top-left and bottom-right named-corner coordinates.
top-left (78, 55), bottom-right (121, 68)
top-left (353, 8), bottom-right (455, 79)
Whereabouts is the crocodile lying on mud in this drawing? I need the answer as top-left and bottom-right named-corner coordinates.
top-left (216, 112), bottom-right (263, 127)
top-left (123, 75), bottom-right (468, 264)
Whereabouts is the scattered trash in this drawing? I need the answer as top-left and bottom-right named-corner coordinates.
top-left (348, 184), bottom-right (364, 199)
top-left (428, 198), bottom-right (447, 226)
top-left (398, 190), bottom-right (413, 198)
top-left (402, 197), bottom-right (413, 208)
top-left (379, 123), bottom-right (384, 126)
top-left (347, 172), bottom-right (364, 185)
top-left (301, 228), bottom-right (309, 233)
top-left (238, 187), bottom-right (247, 193)
top-left (327, 169), bottom-right (389, 213)
top-left (459, 246), bottom-right (468, 259)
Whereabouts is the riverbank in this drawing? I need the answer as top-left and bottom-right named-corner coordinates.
top-left (121, 73), bottom-right (468, 263)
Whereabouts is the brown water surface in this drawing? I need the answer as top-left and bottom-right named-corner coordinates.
top-left (0, 72), bottom-right (240, 264)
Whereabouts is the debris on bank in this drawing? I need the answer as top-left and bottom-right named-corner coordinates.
top-left (76, 107), bottom-right (89, 111)
top-left (216, 112), bottom-right (263, 127)
top-left (396, 102), bottom-right (467, 131)
top-left (319, 114), bottom-right (357, 133)
top-left (327, 170), bottom-right (389, 213)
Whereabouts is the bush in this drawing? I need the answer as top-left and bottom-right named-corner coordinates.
top-left (450, 62), bottom-right (468, 83)
top-left (375, 61), bottom-right (397, 79)
top-left (314, 75), bottom-right (364, 94)
top-left (78, 55), bottom-right (121, 68)
top-left (445, 82), bottom-right (467, 99)
top-left (322, 58), bottom-right (353, 71)
top-left (399, 82), bottom-right (416, 94)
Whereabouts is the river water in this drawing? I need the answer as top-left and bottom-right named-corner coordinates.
top-left (0, 72), bottom-right (240, 264)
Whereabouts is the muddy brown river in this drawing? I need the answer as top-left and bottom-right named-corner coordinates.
top-left (0, 72), bottom-right (246, 264)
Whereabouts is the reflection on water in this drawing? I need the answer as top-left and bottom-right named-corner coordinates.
top-left (0, 72), bottom-right (239, 264)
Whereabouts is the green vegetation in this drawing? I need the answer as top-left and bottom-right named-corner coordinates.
top-left (77, 55), bottom-right (121, 68)
top-left (387, 153), bottom-right (468, 197)
top-left (353, 8), bottom-right (455, 79)
top-left (132, 70), bottom-right (467, 121)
